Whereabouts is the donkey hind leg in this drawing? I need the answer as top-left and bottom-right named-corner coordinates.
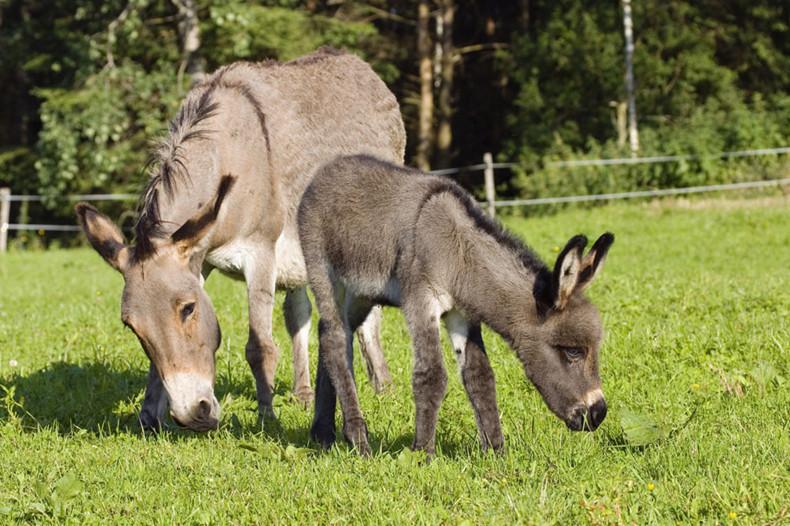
top-left (404, 295), bottom-right (448, 456)
top-left (444, 311), bottom-right (503, 452)
top-left (139, 362), bottom-right (169, 433)
top-left (283, 287), bottom-right (314, 406)
top-left (356, 305), bottom-right (393, 393)
top-left (244, 245), bottom-right (282, 422)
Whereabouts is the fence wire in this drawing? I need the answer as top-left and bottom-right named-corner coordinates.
top-left (2, 146), bottom-right (789, 242)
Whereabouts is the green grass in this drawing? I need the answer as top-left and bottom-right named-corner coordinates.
top-left (1, 199), bottom-right (788, 524)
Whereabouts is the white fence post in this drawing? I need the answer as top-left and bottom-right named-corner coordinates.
top-left (483, 153), bottom-right (496, 218)
top-left (0, 188), bottom-right (10, 253)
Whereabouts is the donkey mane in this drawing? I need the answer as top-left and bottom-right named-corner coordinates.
top-left (134, 71), bottom-right (270, 261)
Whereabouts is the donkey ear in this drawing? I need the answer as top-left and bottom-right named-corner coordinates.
top-left (171, 175), bottom-right (236, 256)
top-left (75, 203), bottom-right (130, 273)
top-left (74, 203), bottom-right (129, 273)
top-left (552, 234), bottom-right (588, 310)
top-left (576, 232), bottom-right (615, 290)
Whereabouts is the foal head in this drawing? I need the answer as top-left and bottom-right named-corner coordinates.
top-left (517, 233), bottom-right (615, 432)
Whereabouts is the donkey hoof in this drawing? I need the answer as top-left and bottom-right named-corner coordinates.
top-left (372, 375), bottom-right (394, 395)
top-left (294, 387), bottom-right (315, 407)
top-left (139, 411), bottom-right (163, 434)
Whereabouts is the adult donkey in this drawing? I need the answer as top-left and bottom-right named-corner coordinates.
top-left (299, 155), bottom-right (614, 455)
top-left (76, 48), bottom-right (404, 432)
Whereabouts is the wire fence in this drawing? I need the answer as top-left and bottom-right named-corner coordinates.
top-left (2, 146), bottom-right (789, 251)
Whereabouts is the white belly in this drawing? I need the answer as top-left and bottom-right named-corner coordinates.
top-left (274, 233), bottom-right (308, 288)
top-left (205, 239), bottom-right (256, 276)
top-left (205, 235), bottom-right (308, 289)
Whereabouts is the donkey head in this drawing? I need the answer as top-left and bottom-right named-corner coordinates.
top-left (75, 176), bottom-right (235, 431)
top-left (519, 233), bottom-right (614, 432)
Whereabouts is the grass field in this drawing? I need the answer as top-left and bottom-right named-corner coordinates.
top-left (0, 198), bottom-right (788, 524)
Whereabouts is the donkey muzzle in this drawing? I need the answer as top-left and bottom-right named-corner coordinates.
top-left (164, 373), bottom-right (221, 431)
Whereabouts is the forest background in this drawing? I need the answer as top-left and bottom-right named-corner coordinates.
top-left (1, 0), bottom-right (789, 232)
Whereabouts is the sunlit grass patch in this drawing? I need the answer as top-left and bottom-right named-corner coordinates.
top-left (0, 198), bottom-right (788, 524)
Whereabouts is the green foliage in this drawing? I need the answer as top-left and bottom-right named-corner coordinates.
top-left (504, 1), bottom-right (790, 200)
top-left (34, 62), bottom-right (181, 213)
top-left (204, 2), bottom-right (380, 66)
top-left (620, 409), bottom-right (666, 447)
top-left (0, 200), bottom-right (788, 522)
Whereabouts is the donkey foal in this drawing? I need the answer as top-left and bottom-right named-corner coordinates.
top-left (299, 155), bottom-right (615, 456)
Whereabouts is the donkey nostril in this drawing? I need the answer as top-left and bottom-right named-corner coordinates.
top-left (197, 399), bottom-right (212, 419)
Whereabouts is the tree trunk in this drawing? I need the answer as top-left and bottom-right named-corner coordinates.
top-left (174, 0), bottom-right (204, 89)
top-left (435, 0), bottom-right (455, 169)
top-left (416, 1), bottom-right (434, 171)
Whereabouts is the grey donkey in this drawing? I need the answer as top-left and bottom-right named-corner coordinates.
top-left (75, 48), bottom-right (403, 432)
top-left (299, 155), bottom-right (615, 455)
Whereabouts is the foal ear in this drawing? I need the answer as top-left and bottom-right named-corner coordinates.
top-left (75, 203), bottom-right (130, 273)
top-left (576, 232), bottom-right (615, 290)
top-left (171, 175), bottom-right (236, 256)
top-left (552, 234), bottom-right (588, 310)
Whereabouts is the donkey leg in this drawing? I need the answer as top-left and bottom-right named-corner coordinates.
top-left (139, 362), bottom-right (168, 433)
top-left (244, 246), bottom-right (281, 421)
top-left (283, 287), bottom-right (314, 406)
top-left (445, 312), bottom-right (503, 452)
top-left (356, 306), bottom-right (393, 393)
top-left (404, 295), bottom-right (448, 456)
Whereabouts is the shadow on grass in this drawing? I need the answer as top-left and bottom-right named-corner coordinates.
top-left (0, 361), bottom-right (147, 434)
top-left (0, 361), bottom-right (309, 442)
top-left (0, 361), bottom-right (487, 459)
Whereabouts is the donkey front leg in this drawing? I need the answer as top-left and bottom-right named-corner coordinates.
top-left (444, 312), bottom-right (503, 451)
top-left (283, 287), bottom-right (314, 406)
top-left (356, 306), bottom-right (393, 393)
top-left (245, 247), bottom-right (281, 421)
top-left (139, 362), bottom-right (168, 433)
top-left (404, 295), bottom-right (448, 456)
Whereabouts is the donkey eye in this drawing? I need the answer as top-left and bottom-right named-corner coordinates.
top-left (559, 346), bottom-right (584, 360)
top-left (180, 302), bottom-right (196, 321)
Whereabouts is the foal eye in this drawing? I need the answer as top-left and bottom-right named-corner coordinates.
top-left (559, 346), bottom-right (584, 360)
top-left (180, 302), bottom-right (196, 321)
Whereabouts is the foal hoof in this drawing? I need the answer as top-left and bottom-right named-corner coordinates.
top-left (342, 418), bottom-right (371, 456)
top-left (258, 405), bottom-right (277, 425)
top-left (310, 422), bottom-right (337, 450)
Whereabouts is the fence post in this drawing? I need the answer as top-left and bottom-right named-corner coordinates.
top-left (483, 153), bottom-right (496, 217)
top-left (0, 188), bottom-right (10, 252)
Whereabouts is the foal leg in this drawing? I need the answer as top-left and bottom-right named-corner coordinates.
top-left (356, 306), bottom-right (393, 393)
top-left (244, 244), bottom-right (281, 421)
top-left (139, 362), bottom-right (168, 432)
top-left (311, 284), bottom-right (371, 454)
top-left (403, 294), bottom-right (448, 456)
top-left (444, 311), bottom-right (503, 451)
top-left (283, 287), bottom-right (314, 406)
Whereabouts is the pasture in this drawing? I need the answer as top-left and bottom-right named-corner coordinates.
top-left (0, 198), bottom-right (788, 524)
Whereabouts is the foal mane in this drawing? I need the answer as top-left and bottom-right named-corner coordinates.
top-left (422, 177), bottom-right (548, 276)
